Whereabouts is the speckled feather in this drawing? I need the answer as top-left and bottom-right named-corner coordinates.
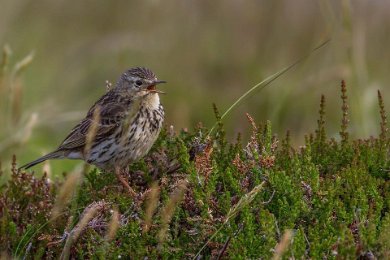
top-left (20, 67), bottom-right (165, 171)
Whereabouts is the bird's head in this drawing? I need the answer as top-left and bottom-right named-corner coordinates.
top-left (116, 67), bottom-right (166, 98)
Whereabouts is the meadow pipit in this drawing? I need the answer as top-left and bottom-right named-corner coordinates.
top-left (20, 67), bottom-right (166, 194)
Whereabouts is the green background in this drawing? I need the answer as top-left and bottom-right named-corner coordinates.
top-left (1, 0), bottom-right (390, 172)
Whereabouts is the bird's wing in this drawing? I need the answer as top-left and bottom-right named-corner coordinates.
top-left (57, 97), bottom-right (130, 151)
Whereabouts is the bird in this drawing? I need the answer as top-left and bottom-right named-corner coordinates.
top-left (20, 67), bottom-right (166, 195)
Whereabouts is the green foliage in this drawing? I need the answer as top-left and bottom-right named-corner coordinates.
top-left (0, 83), bottom-right (389, 258)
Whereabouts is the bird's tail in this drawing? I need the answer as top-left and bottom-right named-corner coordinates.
top-left (19, 150), bottom-right (64, 170)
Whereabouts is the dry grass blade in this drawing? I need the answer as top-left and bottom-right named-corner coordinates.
top-left (208, 39), bottom-right (330, 135)
top-left (158, 179), bottom-right (187, 243)
top-left (60, 201), bottom-right (107, 260)
top-left (51, 169), bottom-right (82, 221)
top-left (193, 181), bottom-right (266, 259)
top-left (11, 51), bottom-right (34, 78)
top-left (73, 201), bottom-right (107, 241)
top-left (84, 105), bottom-right (101, 158)
top-left (10, 52), bottom-right (34, 125)
top-left (0, 113), bottom-right (38, 153)
top-left (19, 113), bottom-right (38, 144)
top-left (272, 229), bottom-right (293, 260)
top-left (143, 182), bottom-right (161, 233)
top-left (7, 51), bottom-right (34, 125)
top-left (105, 208), bottom-right (120, 242)
top-left (225, 181), bottom-right (266, 223)
top-left (42, 160), bottom-right (52, 179)
top-left (0, 46), bottom-right (35, 155)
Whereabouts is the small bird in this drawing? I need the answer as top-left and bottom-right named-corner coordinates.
top-left (20, 67), bottom-right (166, 193)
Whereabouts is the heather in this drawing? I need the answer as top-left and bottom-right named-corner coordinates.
top-left (0, 81), bottom-right (389, 259)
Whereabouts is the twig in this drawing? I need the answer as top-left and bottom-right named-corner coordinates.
top-left (22, 242), bottom-right (32, 260)
top-left (275, 219), bottom-right (281, 239)
top-left (262, 190), bottom-right (276, 205)
top-left (216, 223), bottom-right (244, 260)
top-left (301, 227), bottom-right (311, 256)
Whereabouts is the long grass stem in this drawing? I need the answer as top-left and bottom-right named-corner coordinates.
top-left (208, 39), bottom-right (330, 135)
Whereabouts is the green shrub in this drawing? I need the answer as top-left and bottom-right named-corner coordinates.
top-left (0, 81), bottom-right (389, 259)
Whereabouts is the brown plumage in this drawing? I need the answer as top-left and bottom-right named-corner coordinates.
top-left (20, 67), bottom-right (166, 172)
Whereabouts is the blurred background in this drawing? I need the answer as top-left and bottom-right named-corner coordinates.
top-left (1, 0), bottom-right (390, 173)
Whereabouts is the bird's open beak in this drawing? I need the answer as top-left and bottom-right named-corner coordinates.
top-left (147, 80), bottom-right (167, 94)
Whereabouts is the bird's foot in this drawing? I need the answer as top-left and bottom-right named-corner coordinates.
top-left (115, 167), bottom-right (137, 197)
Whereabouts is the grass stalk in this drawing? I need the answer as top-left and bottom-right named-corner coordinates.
top-left (208, 39), bottom-right (330, 135)
top-left (158, 179), bottom-right (187, 243)
top-left (272, 229), bottom-right (293, 260)
top-left (193, 181), bottom-right (266, 259)
top-left (143, 182), bottom-right (160, 233)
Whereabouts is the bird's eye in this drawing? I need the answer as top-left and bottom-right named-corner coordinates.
top-left (135, 80), bottom-right (143, 87)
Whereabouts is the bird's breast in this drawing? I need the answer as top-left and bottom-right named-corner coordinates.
top-left (116, 103), bottom-right (164, 164)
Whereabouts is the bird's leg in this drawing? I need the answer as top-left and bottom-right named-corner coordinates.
top-left (115, 167), bottom-right (136, 197)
